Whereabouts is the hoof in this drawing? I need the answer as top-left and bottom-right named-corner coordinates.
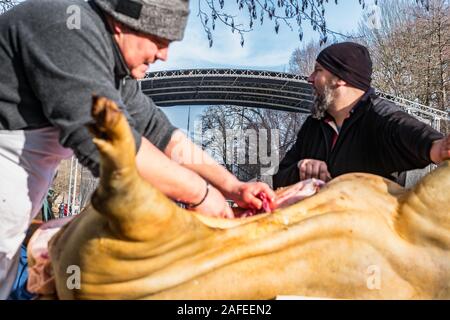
top-left (89, 95), bottom-right (122, 140)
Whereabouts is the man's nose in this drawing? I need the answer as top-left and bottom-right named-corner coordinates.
top-left (156, 47), bottom-right (168, 62)
top-left (307, 73), bottom-right (315, 84)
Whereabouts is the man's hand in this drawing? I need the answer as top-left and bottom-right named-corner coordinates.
top-left (163, 130), bottom-right (275, 213)
top-left (430, 134), bottom-right (450, 164)
top-left (190, 184), bottom-right (234, 219)
top-left (298, 159), bottom-right (331, 182)
top-left (227, 182), bottom-right (276, 210)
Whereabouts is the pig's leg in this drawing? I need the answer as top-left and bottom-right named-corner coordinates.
top-left (88, 96), bottom-right (209, 242)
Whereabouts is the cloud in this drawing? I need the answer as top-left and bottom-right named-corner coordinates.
top-left (151, 0), bottom-right (363, 72)
top-left (151, 2), bottom-right (300, 72)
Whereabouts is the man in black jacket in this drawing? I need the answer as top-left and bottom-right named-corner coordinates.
top-left (273, 42), bottom-right (450, 188)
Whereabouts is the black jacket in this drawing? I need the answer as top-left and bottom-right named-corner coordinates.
top-left (273, 90), bottom-right (443, 188)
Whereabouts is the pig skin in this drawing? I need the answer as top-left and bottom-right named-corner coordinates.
top-left (49, 97), bottom-right (450, 300)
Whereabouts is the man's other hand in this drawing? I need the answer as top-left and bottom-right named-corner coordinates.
top-left (430, 133), bottom-right (450, 164)
top-left (298, 159), bottom-right (332, 182)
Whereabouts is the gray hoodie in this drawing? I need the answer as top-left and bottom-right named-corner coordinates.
top-left (0, 0), bottom-right (176, 176)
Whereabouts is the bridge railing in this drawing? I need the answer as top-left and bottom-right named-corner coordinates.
top-left (144, 68), bottom-right (448, 131)
top-left (145, 68), bottom-right (309, 82)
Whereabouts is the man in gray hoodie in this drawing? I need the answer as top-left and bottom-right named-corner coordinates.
top-left (0, 0), bottom-right (275, 299)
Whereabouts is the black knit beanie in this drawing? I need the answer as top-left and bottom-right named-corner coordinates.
top-left (316, 42), bottom-right (373, 91)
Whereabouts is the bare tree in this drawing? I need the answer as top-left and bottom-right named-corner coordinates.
top-left (0, 0), bottom-right (17, 13)
top-left (78, 166), bottom-right (98, 209)
top-left (357, 0), bottom-right (449, 113)
top-left (288, 39), bottom-right (327, 76)
top-left (51, 159), bottom-right (72, 204)
top-left (199, 105), bottom-right (306, 184)
top-left (412, 0), bottom-right (450, 110)
top-left (198, 0), bottom-right (431, 47)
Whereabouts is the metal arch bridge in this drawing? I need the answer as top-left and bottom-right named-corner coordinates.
top-left (140, 68), bottom-right (448, 129)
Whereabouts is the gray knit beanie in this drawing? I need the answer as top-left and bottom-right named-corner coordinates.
top-left (94, 0), bottom-right (190, 41)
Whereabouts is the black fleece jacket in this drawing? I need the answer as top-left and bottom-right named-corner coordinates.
top-left (273, 89), bottom-right (443, 188)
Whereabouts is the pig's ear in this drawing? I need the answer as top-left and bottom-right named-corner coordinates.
top-left (396, 160), bottom-right (450, 249)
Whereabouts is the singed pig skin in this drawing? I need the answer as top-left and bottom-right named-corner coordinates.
top-left (49, 97), bottom-right (450, 300)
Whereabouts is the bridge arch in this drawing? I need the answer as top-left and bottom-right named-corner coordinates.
top-left (141, 68), bottom-right (448, 129)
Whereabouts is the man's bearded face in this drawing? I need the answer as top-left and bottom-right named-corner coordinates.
top-left (308, 63), bottom-right (339, 119)
top-left (311, 81), bottom-right (336, 119)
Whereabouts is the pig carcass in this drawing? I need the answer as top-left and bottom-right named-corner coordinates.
top-left (49, 97), bottom-right (450, 300)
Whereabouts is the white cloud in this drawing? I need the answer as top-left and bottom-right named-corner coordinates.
top-left (151, 0), bottom-right (364, 72)
top-left (151, 1), bottom-right (301, 72)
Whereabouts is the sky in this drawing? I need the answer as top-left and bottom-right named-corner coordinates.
top-left (149, 0), bottom-right (377, 131)
top-left (151, 0), bottom-right (376, 72)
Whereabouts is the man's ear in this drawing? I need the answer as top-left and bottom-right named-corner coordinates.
top-left (111, 21), bottom-right (124, 35)
top-left (107, 16), bottom-right (126, 35)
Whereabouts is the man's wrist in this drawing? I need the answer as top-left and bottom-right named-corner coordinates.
top-left (186, 180), bottom-right (210, 209)
top-left (221, 180), bottom-right (244, 201)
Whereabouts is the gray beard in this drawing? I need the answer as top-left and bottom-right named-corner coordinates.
top-left (311, 85), bottom-right (334, 120)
